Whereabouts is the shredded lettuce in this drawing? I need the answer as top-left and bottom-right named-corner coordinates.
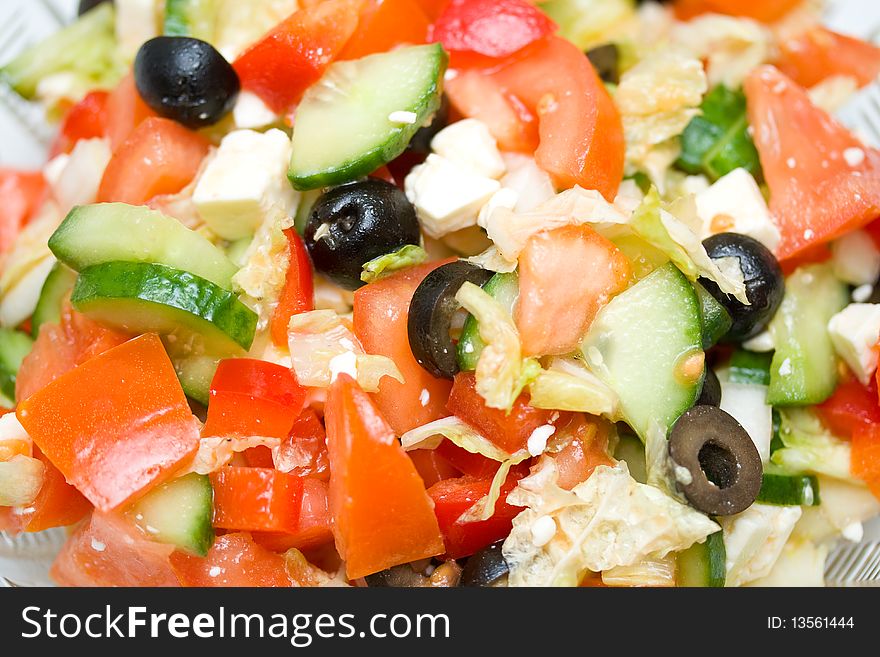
top-left (400, 416), bottom-right (512, 462)
top-left (456, 450), bottom-right (530, 524)
top-left (360, 245), bottom-right (427, 284)
top-left (528, 358), bottom-right (618, 417)
top-left (601, 554), bottom-right (676, 587)
top-left (188, 436), bottom-right (281, 475)
top-left (771, 408), bottom-right (855, 482)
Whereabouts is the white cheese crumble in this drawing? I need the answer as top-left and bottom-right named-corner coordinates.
top-left (841, 522), bottom-right (864, 543)
top-left (419, 389), bottom-right (431, 407)
top-left (388, 111), bottom-right (418, 125)
top-left (530, 515), bottom-right (557, 547)
top-left (853, 284), bottom-right (874, 303)
top-left (328, 351), bottom-right (358, 382)
top-left (527, 424), bottom-right (556, 457)
top-left (843, 147), bottom-right (865, 167)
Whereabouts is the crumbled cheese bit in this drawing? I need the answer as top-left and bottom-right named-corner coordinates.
top-left (91, 538), bottom-right (106, 552)
top-left (853, 284), bottom-right (874, 302)
top-left (419, 389), bottom-right (431, 407)
top-left (777, 358), bottom-right (792, 377)
top-left (530, 515), bottom-right (557, 547)
top-left (313, 223), bottom-right (331, 241)
top-left (742, 330), bottom-right (774, 352)
top-left (841, 522), bottom-right (864, 543)
top-left (389, 110), bottom-right (418, 125)
top-left (674, 465), bottom-right (694, 486)
top-left (208, 566), bottom-right (222, 578)
top-left (844, 147), bottom-right (865, 167)
top-left (328, 351), bottom-right (358, 382)
top-left (527, 424), bottom-right (556, 457)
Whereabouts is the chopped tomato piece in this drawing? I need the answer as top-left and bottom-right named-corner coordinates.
top-left (51, 511), bottom-right (178, 586)
top-left (270, 229), bottom-right (315, 347)
top-left (517, 224), bottom-right (632, 356)
top-left (776, 27), bottom-right (880, 90)
top-left (416, 0), bottom-right (449, 20)
top-left (325, 374), bottom-right (444, 579)
top-left (0, 169), bottom-right (47, 256)
top-left (447, 372), bottom-right (560, 454)
top-left (233, 0), bottom-right (363, 113)
top-left (171, 532), bottom-right (292, 586)
top-left (340, 0), bottom-right (430, 60)
top-left (745, 66), bottom-right (880, 261)
top-left (17, 447), bottom-right (92, 533)
top-left (852, 424), bottom-right (880, 500)
top-left (105, 73), bottom-right (158, 151)
top-left (203, 359), bottom-right (307, 439)
top-left (274, 408), bottom-right (330, 480)
top-left (408, 448), bottom-right (461, 487)
top-left (353, 259), bottom-right (455, 435)
top-left (18, 334), bottom-right (200, 511)
top-left (674, 0), bottom-right (801, 22)
top-left (427, 469), bottom-right (525, 558)
top-left (253, 478), bottom-right (334, 552)
top-left (97, 117), bottom-right (210, 205)
top-left (550, 414), bottom-right (614, 490)
top-left (210, 466), bottom-right (303, 533)
top-left (435, 440), bottom-right (499, 478)
top-left (816, 374), bottom-right (880, 439)
top-left (51, 90), bottom-right (110, 156)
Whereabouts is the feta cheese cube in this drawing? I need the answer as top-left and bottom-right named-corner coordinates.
top-left (115, 0), bottom-right (159, 60)
top-left (695, 168), bottom-right (780, 251)
top-left (831, 229), bottom-right (880, 286)
top-left (431, 119), bottom-right (506, 179)
top-left (477, 187), bottom-right (519, 228)
top-left (741, 329), bottom-right (774, 352)
top-left (193, 129), bottom-right (296, 240)
top-left (720, 503), bottom-right (802, 587)
top-left (500, 153), bottom-right (556, 212)
top-left (827, 303), bottom-right (880, 384)
top-left (719, 380), bottom-right (772, 463)
top-left (233, 91), bottom-right (278, 130)
top-left (404, 154), bottom-right (500, 239)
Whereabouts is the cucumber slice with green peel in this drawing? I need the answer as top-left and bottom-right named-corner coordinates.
top-left (31, 263), bottom-right (78, 337)
top-left (729, 349), bottom-right (772, 386)
top-left (293, 189), bottom-right (321, 236)
top-left (767, 264), bottom-right (848, 406)
top-left (0, 4), bottom-right (123, 100)
top-left (71, 262), bottom-right (257, 352)
top-left (163, 0), bottom-right (218, 39)
top-left (694, 280), bottom-right (732, 349)
top-left (581, 263), bottom-right (704, 440)
top-left (0, 329), bottom-right (34, 401)
top-left (457, 271), bottom-right (519, 372)
top-left (756, 472), bottom-right (820, 506)
top-left (676, 531), bottom-right (726, 587)
top-left (769, 408), bottom-right (784, 455)
top-left (289, 44), bottom-right (448, 191)
top-left (127, 473), bottom-right (214, 556)
top-left (49, 204), bottom-right (239, 290)
top-left (172, 352), bottom-right (220, 406)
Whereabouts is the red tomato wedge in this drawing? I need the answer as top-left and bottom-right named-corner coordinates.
top-left (171, 533), bottom-right (292, 587)
top-left (745, 66), bottom-right (880, 261)
top-left (517, 224), bottom-right (632, 356)
top-left (353, 259), bottom-right (454, 436)
top-left (0, 169), bottom-right (46, 256)
top-left (550, 414), bottom-right (615, 490)
top-left (253, 478), bottom-right (334, 552)
top-left (816, 374), bottom-right (880, 439)
top-left (433, 0), bottom-right (556, 65)
top-left (17, 334), bottom-right (200, 511)
top-left (105, 73), bottom-right (158, 151)
top-left (447, 372), bottom-right (561, 454)
top-left (233, 0), bottom-right (364, 113)
top-left (52, 511), bottom-right (178, 587)
top-left (270, 229), bottom-right (315, 348)
top-left (674, 0), bottom-right (801, 22)
top-left (427, 470), bottom-right (525, 559)
top-left (210, 467), bottom-right (304, 533)
top-left (51, 90), bottom-right (109, 156)
top-left (776, 27), bottom-right (880, 90)
top-left (325, 374), bottom-right (444, 579)
top-left (340, 0), bottom-right (430, 61)
top-left (435, 439), bottom-right (498, 478)
top-left (203, 359), bottom-right (306, 439)
top-left (273, 408), bottom-right (330, 480)
top-left (408, 448), bottom-right (461, 487)
top-left (16, 447), bottom-right (92, 533)
top-left (852, 424), bottom-right (880, 500)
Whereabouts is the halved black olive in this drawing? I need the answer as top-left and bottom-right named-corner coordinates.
top-left (408, 261), bottom-right (492, 379)
top-left (668, 405), bottom-right (762, 516)
top-left (586, 44), bottom-right (620, 84)
top-left (79, 0), bottom-right (111, 15)
top-left (406, 94), bottom-right (450, 155)
top-left (699, 233), bottom-right (784, 341)
top-left (696, 368), bottom-right (722, 407)
top-left (134, 36), bottom-right (240, 129)
top-left (304, 179), bottom-right (421, 290)
top-left (461, 541), bottom-right (509, 587)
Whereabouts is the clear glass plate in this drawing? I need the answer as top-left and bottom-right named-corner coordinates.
top-left (1, 0), bottom-right (879, 586)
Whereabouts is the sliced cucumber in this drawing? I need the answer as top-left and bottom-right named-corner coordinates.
top-left (31, 263), bottom-right (78, 336)
top-left (71, 261), bottom-right (257, 352)
top-left (172, 352), bottom-right (220, 406)
top-left (0, 329), bottom-right (34, 401)
top-left (49, 204), bottom-right (239, 290)
top-left (163, 0), bottom-right (218, 40)
top-left (581, 263), bottom-right (704, 440)
top-left (729, 349), bottom-right (772, 386)
top-left (694, 281), bottom-right (732, 349)
top-left (293, 189), bottom-right (321, 236)
top-left (289, 44), bottom-right (447, 190)
top-left (757, 472), bottom-right (820, 507)
top-left (767, 264), bottom-right (848, 406)
top-left (769, 408), bottom-right (784, 455)
top-left (127, 473), bottom-right (214, 556)
top-left (0, 3), bottom-right (123, 99)
top-left (676, 531), bottom-right (726, 587)
top-left (457, 271), bottom-right (519, 372)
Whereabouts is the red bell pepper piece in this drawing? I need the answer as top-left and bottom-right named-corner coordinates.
top-left (435, 440), bottom-right (499, 478)
top-left (17, 334), bottom-right (201, 511)
top-left (253, 478), bottom-right (335, 552)
top-left (270, 228), bottom-right (315, 348)
top-left (210, 466), bottom-right (304, 534)
top-left (51, 90), bottom-right (110, 156)
top-left (340, 0), bottom-right (431, 60)
top-left (852, 424), bottom-right (880, 500)
top-left (408, 448), bottom-right (461, 487)
top-left (171, 532), bottom-right (293, 587)
top-left (0, 169), bottom-right (47, 256)
top-left (816, 375), bottom-right (880, 439)
top-left (203, 358), bottom-right (307, 439)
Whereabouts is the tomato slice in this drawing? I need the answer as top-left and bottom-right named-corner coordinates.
top-left (340, 0), bottom-right (430, 60)
top-left (51, 511), bottom-right (179, 587)
top-left (816, 374), bottom-right (880, 439)
top-left (447, 372), bottom-right (560, 454)
top-left (18, 334), bottom-right (201, 511)
top-left (171, 532), bottom-right (292, 587)
top-left (97, 116), bottom-right (210, 205)
top-left (325, 373), bottom-right (444, 579)
top-left (16, 447), bottom-right (92, 533)
top-left (353, 259), bottom-right (455, 435)
top-left (516, 224), bottom-right (632, 356)
top-left (270, 229), bottom-right (315, 348)
top-left (435, 439), bottom-right (498, 478)
top-left (408, 448), bottom-right (461, 487)
top-left (210, 466), bottom-right (303, 533)
top-left (252, 478), bottom-right (334, 552)
top-left (203, 359), bottom-right (307, 439)
top-left (745, 66), bottom-right (880, 261)
top-left (673, 0), bottom-right (801, 22)
top-left (233, 0), bottom-right (363, 113)
top-left (274, 408), bottom-right (330, 479)
top-left (0, 169), bottom-right (47, 256)
top-left (549, 414), bottom-right (615, 490)
top-left (776, 27), bottom-right (880, 90)
top-left (51, 90), bottom-right (110, 156)
top-left (104, 73), bottom-right (158, 151)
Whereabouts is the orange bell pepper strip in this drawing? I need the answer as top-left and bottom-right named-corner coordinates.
top-left (210, 466), bottom-right (304, 533)
top-left (17, 334), bottom-right (201, 511)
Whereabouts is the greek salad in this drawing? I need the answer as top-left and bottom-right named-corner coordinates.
top-left (1, 0), bottom-right (880, 588)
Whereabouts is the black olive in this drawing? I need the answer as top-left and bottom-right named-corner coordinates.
top-left (696, 368), bottom-right (721, 407)
top-left (79, 0), bottom-right (110, 15)
top-left (134, 37), bottom-right (240, 129)
top-left (460, 542), bottom-right (509, 587)
top-left (408, 261), bottom-right (493, 379)
top-left (406, 94), bottom-right (450, 155)
top-left (586, 44), bottom-right (620, 85)
top-left (304, 179), bottom-right (421, 290)
top-left (699, 233), bottom-right (784, 341)
top-left (668, 405), bottom-right (762, 516)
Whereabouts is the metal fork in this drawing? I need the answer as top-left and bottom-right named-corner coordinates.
top-left (837, 79), bottom-right (880, 147)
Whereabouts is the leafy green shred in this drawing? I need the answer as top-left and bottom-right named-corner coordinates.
top-left (360, 245), bottom-right (427, 284)
top-left (676, 85), bottom-right (763, 182)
